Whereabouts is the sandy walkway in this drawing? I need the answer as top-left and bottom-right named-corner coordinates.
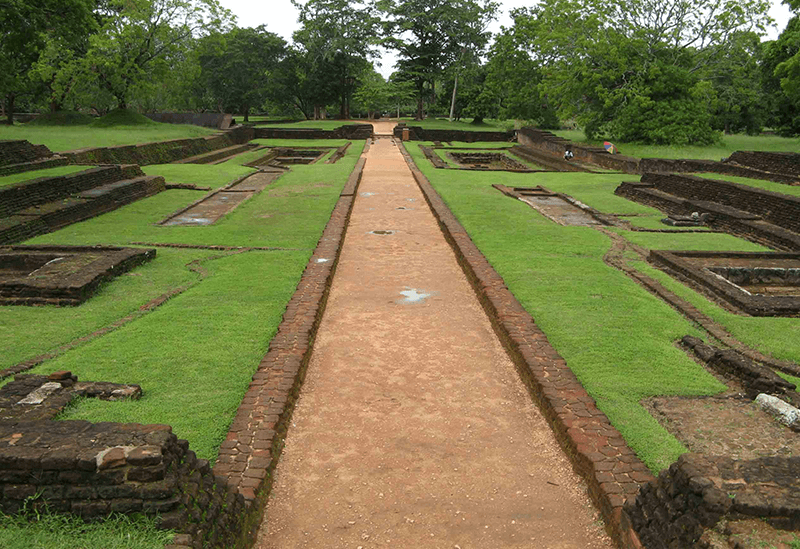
top-left (255, 124), bottom-right (613, 548)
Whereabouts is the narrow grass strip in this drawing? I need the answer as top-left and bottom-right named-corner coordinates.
top-left (0, 166), bottom-right (87, 188)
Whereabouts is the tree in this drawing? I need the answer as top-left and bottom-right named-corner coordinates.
top-left (354, 70), bottom-right (390, 118)
top-left (378, 0), bottom-right (498, 120)
top-left (484, 9), bottom-right (559, 128)
top-left (517, 0), bottom-right (771, 144)
top-left (197, 26), bottom-right (286, 121)
top-left (763, 10), bottom-right (800, 135)
top-left (82, 0), bottom-right (232, 110)
top-left (291, 0), bottom-right (380, 119)
top-left (0, 0), bottom-right (95, 124)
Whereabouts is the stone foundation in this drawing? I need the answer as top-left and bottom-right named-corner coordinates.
top-left (623, 453), bottom-right (800, 549)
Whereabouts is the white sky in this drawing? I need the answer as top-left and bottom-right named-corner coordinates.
top-left (221, 0), bottom-right (796, 79)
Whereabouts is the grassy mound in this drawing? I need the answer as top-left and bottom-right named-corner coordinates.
top-left (91, 109), bottom-right (157, 127)
top-left (26, 110), bottom-right (93, 126)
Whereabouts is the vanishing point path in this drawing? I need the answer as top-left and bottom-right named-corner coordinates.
top-left (255, 122), bottom-right (613, 548)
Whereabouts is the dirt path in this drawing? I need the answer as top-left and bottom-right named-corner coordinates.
top-left (255, 124), bottom-right (613, 548)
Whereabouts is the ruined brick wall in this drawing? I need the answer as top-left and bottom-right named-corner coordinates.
top-left (393, 126), bottom-right (515, 143)
top-left (62, 126), bottom-right (254, 166)
top-left (728, 151), bottom-right (800, 177)
top-left (623, 453), bottom-right (800, 549)
top-left (0, 373), bottom-right (247, 549)
top-left (0, 140), bottom-right (55, 167)
top-left (516, 127), bottom-right (640, 172)
top-left (253, 124), bottom-right (372, 140)
top-left (639, 173), bottom-right (800, 234)
top-left (0, 165), bottom-right (144, 218)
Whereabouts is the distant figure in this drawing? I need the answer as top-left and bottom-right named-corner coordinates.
top-left (564, 149), bottom-right (574, 161)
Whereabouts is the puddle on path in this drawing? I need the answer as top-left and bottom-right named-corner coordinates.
top-left (397, 288), bottom-right (434, 304)
top-left (368, 230), bottom-right (395, 236)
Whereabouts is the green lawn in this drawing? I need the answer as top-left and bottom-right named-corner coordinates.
top-left (0, 123), bottom-right (215, 153)
top-left (253, 120), bottom-right (371, 130)
top-left (553, 129), bottom-right (800, 160)
top-left (400, 117), bottom-right (510, 131)
top-left (0, 512), bottom-right (173, 549)
top-left (0, 166), bottom-right (88, 188)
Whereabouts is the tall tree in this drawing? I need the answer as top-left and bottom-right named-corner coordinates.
top-left (197, 27), bottom-right (287, 121)
top-left (518, 0), bottom-right (771, 144)
top-left (378, 0), bottom-right (498, 120)
top-left (291, 0), bottom-right (380, 119)
top-left (0, 0), bottom-right (95, 124)
top-left (83, 0), bottom-right (232, 110)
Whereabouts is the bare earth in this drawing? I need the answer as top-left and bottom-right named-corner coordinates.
top-left (256, 124), bottom-right (613, 549)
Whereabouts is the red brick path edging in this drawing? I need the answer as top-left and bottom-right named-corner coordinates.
top-left (210, 154), bottom-right (366, 545)
top-left (397, 141), bottom-right (652, 549)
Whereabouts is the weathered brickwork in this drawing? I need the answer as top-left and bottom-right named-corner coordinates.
top-left (517, 127), bottom-right (641, 172)
top-left (396, 141), bottom-right (654, 548)
top-left (253, 124), bottom-right (372, 140)
top-left (0, 140), bottom-right (55, 167)
top-left (616, 176), bottom-right (800, 251)
top-left (61, 126), bottom-right (254, 166)
top-left (394, 125), bottom-right (515, 143)
top-left (728, 150), bottom-right (800, 178)
top-left (623, 453), bottom-right (800, 549)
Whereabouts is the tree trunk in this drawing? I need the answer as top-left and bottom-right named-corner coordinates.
top-left (5, 94), bottom-right (15, 125)
top-left (449, 72), bottom-right (459, 122)
top-left (243, 105), bottom-right (249, 122)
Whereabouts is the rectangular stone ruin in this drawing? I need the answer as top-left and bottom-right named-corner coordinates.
top-left (0, 371), bottom-right (246, 547)
top-left (446, 150), bottom-right (537, 172)
top-left (0, 245), bottom-right (156, 306)
top-left (649, 250), bottom-right (800, 316)
top-left (159, 171), bottom-right (282, 226)
top-left (493, 184), bottom-right (614, 227)
top-left (245, 147), bottom-right (331, 169)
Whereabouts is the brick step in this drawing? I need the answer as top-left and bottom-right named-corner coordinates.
top-left (175, 144), bottom-right (257, 165)
top-left (0, 165), bottom-right (144, 218)
top-left (509, 145), bottom-right (588, 172)
top-left (0, 156), bottom-right (69, 177)
top-left (0, 176), bottom-right (164, 244)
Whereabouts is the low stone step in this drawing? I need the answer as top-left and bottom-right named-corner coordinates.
top-left (0, 156), bottom-right (69, 177)
top-left (175, 144), bottom-right (257, 165)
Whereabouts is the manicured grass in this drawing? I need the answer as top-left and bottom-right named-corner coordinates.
top-left (24, 250), bottom-right (309, 462)
top-left (0, 166), bottom-right (88, 188)
top-left (0, 512), bottom-right (173, 549)
top-left (142, 163), bottom-right (255, 190)
top-left (405, 142), bottom-right (727, 472)
top-left (553, 130), bottom-right (800, 160)
top-left (694, 173), bottom-right (800, 197)
top-left (779, 372), bottom-right (800, 387)
top-left (30, 147), bottom-right (358, 249)
top-left (0, 124), bottom-right (215, 153)
top-left (0, 249), bottom-right (212, 372)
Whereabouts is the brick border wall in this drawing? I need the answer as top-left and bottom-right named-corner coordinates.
top-left (394, 126), bottom-right (516, 143)
top-left (396, 140), bottom-right (652, 549)
top-left (253, 125), bottom-right (372, 140)
top-left (61, 127), bottom-right (254, 166)
top-left (209, 148), bottom-right (366, 547)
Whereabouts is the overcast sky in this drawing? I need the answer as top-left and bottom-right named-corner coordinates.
top-left (220, 0), bottom-right (795, 79)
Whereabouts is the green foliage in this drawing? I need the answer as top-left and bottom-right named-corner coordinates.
top-left (763, 17), bottom-right (800, 135)
top-left (196, 26), bottom-right (287, 120)
top-left (506, 0), bottom-right (770, 144)
top-left (0, 511), bottom-right (173, 549)
top-left (378, 0), bottom-right (498, 119)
